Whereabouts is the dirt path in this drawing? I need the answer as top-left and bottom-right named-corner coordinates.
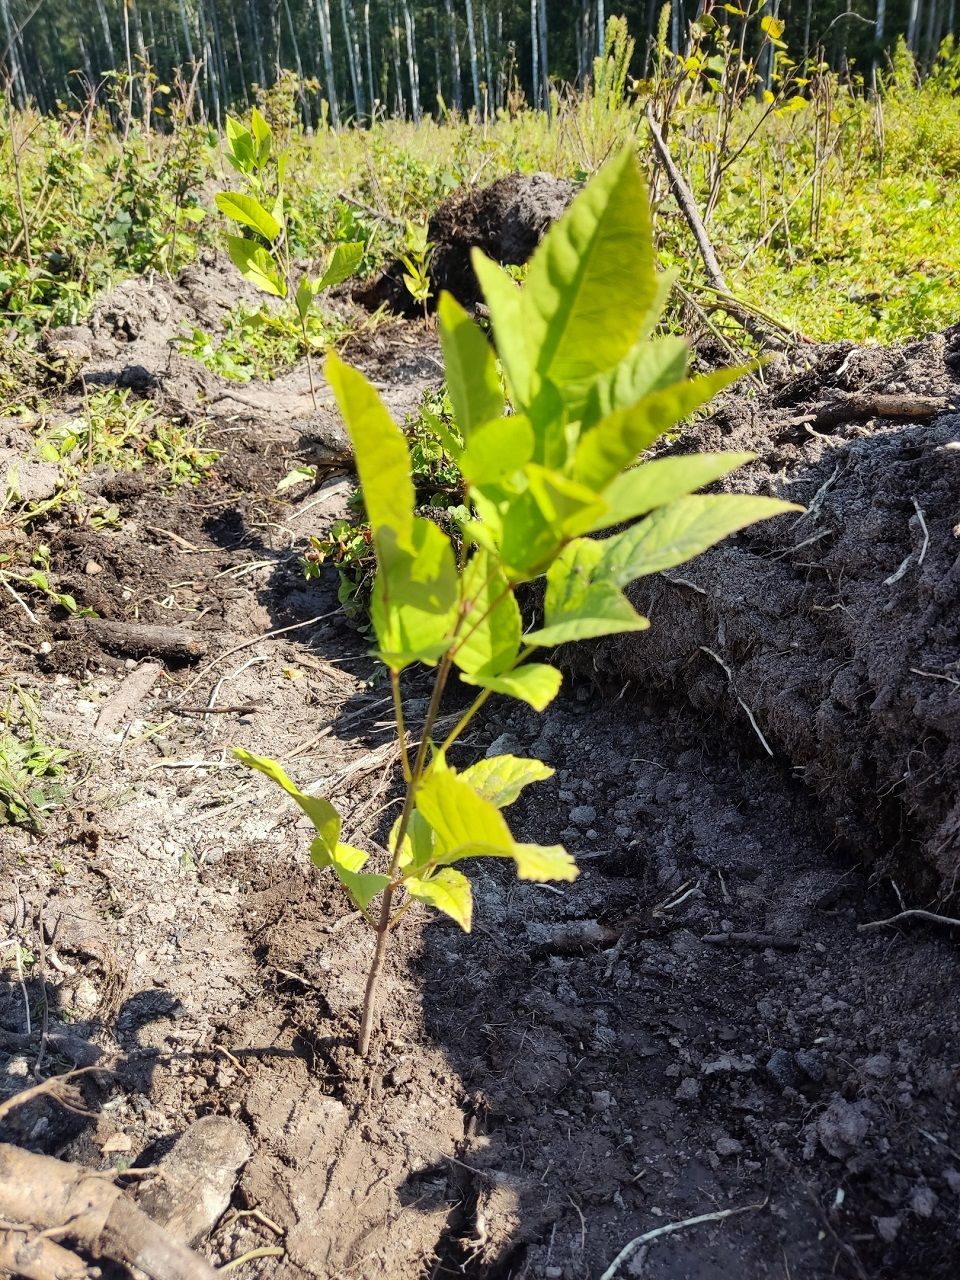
top-left (2, 275), bottom-right (959, 1280)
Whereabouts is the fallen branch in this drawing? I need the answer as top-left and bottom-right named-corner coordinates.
top-left (702, 932), bottom-right (800, 951)
top-left (799, 394), bottom-right (952, 434)
top-left (858, 908), bottom-right (960, 933)
top-left (75, 620), bottom-right (210, 661)
top-left (0, 1143), bottom-right (219, 1280)
top-left (645, 106), bottom-right (789, 352)
top-left (0, 1225), bottom-right (88, 1280)
top-left (599, 1201), bottom-right (767, 1279)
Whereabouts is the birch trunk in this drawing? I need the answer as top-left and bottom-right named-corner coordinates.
top-left (314, 0), bottom-right (340, 125)
top-left (464, 0), bottom-right (481, 111)
top-left (482, 4), bottom-right (494, 114)
top-left (341, 0), bottom-right (364, 118)
top-left (537, 0), bottom-right (550, 119)
top-left (530, 0), bottom-right (539, 106)
top-left (401, 0), bottom-right (421, 121)
top-left (907, 0), bottom-right (922, 52)
top-left (364, 0), bottom-right (374, 117)
top-left (443, 0), bottom-right (462, 111)
top-left (229, 10), bottom-right (250, 107)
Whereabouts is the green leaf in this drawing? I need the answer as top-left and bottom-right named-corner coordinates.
top-left (316, 242), bottom-right (364, 291)
top-left (471, 249), bottom-right (533, 408)
top-left (523, 146), bottom-right (658, 387)
top-left (225, 235), bottom-right (286, 297)
top-left (526, 538), bottom-right (650, 646)
top-left (437, 291), bottom-right (505, 435)
top-left (573, 367), bottom-right (748, 492)
top-left (233, 749), bottom-right (340, 855)
top-left (589, 452), bottom-right (756, 531)
top-left (598, 493), bottom-right (802, 582)
top-left (510, 844), bottom-right (579, 882)
top-left (325, 352), bottom-right (414, 546)
top-left (404, 867), bottom-right (473, 931)
top-left (393, 808), bottom-right (435, 870)
top-left (372, 519), bottom-right (459, 671)
top-left (216, 191), bottom-right (282, 242)
top-left (416, 767), bottom-right (577, 881)
top-left (453, 548), bottom-right (521, 677)
top-left (572, 335), bottom-right (690, 429)
top-left (225, 116), bottom-right (255, 173)
top-left (460, 415), bottom-right (534, 487)
top-left (249, 106), bottom-right (272, 166)
top-left (294, 276), bottom-right (315, 322)
top-left (318, 841), bottom-right (390, 911)
top-left (459, 755), bottom-right (555, 807)
top-left (460, 663), bottom-right (563, 711)
top-left (499, 465), bottom-right (607, 578)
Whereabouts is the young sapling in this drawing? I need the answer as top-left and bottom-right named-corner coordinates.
top-left (236, 146), bottom-right (800, 1056)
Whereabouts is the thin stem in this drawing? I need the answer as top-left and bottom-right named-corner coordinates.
top-left (357, 654), bottom-right (452, 1056)
top-left (437, 688), bottom-right (492, 756)
top-left (391, 670), bottom-right (411, 782)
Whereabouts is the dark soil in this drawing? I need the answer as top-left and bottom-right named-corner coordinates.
top-left (353, 173), bottom-right (576, 314)
top-left (1, 265), bottom-right (959, 1280)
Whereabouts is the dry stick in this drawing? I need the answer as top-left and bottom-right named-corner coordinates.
top-left (645, 104), bottom-right (789, 353)
top-left (599, 1202), bottom-right (767, 1280)
top-left (0, 1224), bottom-right (89, 1280)
top-left (859, 909), bottom-right (960, 933)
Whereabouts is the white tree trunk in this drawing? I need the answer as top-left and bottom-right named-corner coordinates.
top-left (443, 0), bottom-right (462, 111)
top-left (464, 0), bottom-right (481, 112)
top-left (314, 0), bottom-right (341, 125)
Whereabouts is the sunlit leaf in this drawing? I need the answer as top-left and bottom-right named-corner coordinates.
top-left (404, 867), bottom-right (473, 930)
top-left (216, 191), bottom-right (282, 242)
top-left (526, 538), bottom-right (650, 646)
top-left (233, 749), bottom-right (340, 855)
top-left (438, 291), bottom-right (505, 435)
top-left (460, 663), bottom-right (563, 711)
top-left (471, 249), bottom-right (533, 408)
top-left (460, 755), bottom-right (555, 808)
top-left (317, 242), bottom-right (364, 290)
top-left (225, 235), bottom-right (285, 297)
top-left (453, 548), bottom-right (521, 677)
top-left (373, 519), bottom-right (459, 671)
top-left (460, 415), bottom-right (534, 486)
top-left (589, 452), bottom-right (756, 531)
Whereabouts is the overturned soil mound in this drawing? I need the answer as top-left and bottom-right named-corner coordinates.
top-left (354, 172), bottom-right (576, 314)
top-left (570, 329), bottom-right (960, 901)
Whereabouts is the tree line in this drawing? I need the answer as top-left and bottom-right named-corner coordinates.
top-left (1, 0), bottom-right (956, 123)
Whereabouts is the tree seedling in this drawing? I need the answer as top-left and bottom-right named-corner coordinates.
top-left (236, 147), bottom-right (800, 1056)
top-left (217, 108), bottom-right (362, 406)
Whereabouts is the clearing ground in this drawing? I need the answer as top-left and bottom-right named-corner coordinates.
top-left (1, 254), bottom-right (959, 1280)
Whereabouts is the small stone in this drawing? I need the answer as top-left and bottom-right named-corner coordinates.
top-left (590, 1090), bottom-right (614, 1113)
top-left (715, 1135), bottom-right (743, 1158)
top-left (875, 1215), bottom-right (900, 1243)
top-left (74, 978), bottom-right (99, 1010)
top-left (817, 1096), bottom-right (870, 1158)
top-left (795, 1049), bottom-right (825, 1083)
top-left (675, 1077), bottom-right (701, 1102)
top-left (862, 1054), bottom-right (892, 1080)
top-left (545, 1268), bottom-right (563, 1279)
top-left (766, 1049), bottom-right (799, 1089)
top-left (944, 1168), bottom-right (960, 1195)
top-left (570, 805), bottom-right (597, 828)
top-left (485, 732), bottom-right (520, 757)
top-left (908, 1185), bottom-right (938, 1218)
top-left (85, 559), bottom-right (104, 575)
top-left (101, 1131), bottom-right (133, 1154)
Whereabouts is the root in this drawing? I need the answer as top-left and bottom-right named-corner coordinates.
top-left (0, 1143), bottom-right (219, 1280)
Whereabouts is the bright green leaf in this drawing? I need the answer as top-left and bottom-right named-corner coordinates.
top-left (393, 808), bottom-right (435, 870)
top-left (453, 548), bottom-right (521, 677)
top-left (573, 366), bottom-right (748, 492)
top-left (523, 146), bottom-right (657, 387)
top-left (249, 106), bottom-right (272, 166)
top-left (326, 841), bottom-right (391, 910)
top-left (511, 843), bottom-right (579, 882)
top-left (372, 518), bottom-right (459, 671)
top-left (325, 352), bottom-right (414, 546)
top-left (499, 465), bottom-right (607, 578)
top-left (460, 415), bottom-right (534, 486)
top-left (526, 538), bottom-right (650, 645)
top-left (471, 249), bottom-right (533, 408)
top-left (295, 276), bottom-right (315, 322)
top-left (404, 867), bottom-right (473, 931)
top-left (317, 242), bottom-right (364, 291)
top-left (460, 755), bottom-right (554, 808)
top-left (225, 235), bottom-right (286, 297)
top-left (216, 191), bottom-right (282, 242)
top-left (437, 291), bottom-right (505, 435)
top-left (573, 336), bottom-right (690, 429)
top-left (460, 663), bottom-right (563, 711)
top-left (233, 748), bottom-right (340, 855)
top-left (225, 116), bottom-right (255, 173)
top-left (589, 452), bottom-right (756, 531)
top-left (598, 493), bottom-right (802, 583)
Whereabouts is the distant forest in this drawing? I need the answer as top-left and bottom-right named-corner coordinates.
top-left (1, 0), bottom-right (956, 122)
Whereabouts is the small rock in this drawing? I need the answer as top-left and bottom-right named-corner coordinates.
top-left (766, 1049), bottom-right (799, 1089)
top-left (74, 978), bottom-right (100, 1010)
top-left (944, 1168), bottom-right (960, 1195)
top-left (485, 732), bottom-right (519, 758)
top-left (875, 1215), bottom-right (900, 1243)
top-left (569, 805), bottom-right (597, 828)
top-left (85, 559), bottom-right (104, 575)
top-left (817, 1096), bottom-right (870, 1158)
top-left (101, 1131), bottom-right (133, 1154)
top-left (862, 1054), bottom-right (892, 1080)
top-left (795, 1049), bottom-right (825, 1083)
top-left (590, 1090), bottom-right (614, 1113)
top-left (908, 1185), bottom-right (938, 1218)
top-left (675, 1077), bottom-right (701, 1102)
top-left (715, 1135), bottom-right (743, 1158)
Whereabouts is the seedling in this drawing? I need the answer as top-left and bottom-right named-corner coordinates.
top-left (216, 109), bottom-right (362, 406)
top-left (236, 148), bottom-right (799, 1056)
top-left (400, 220), bottom-right (433, 316)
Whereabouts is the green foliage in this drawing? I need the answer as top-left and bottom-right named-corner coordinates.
top-left (217, 109), bottom-right (362, 402)
top-left (0, 686), bottom-right (71, 831)
top-left (237, 148), bottom-right (799, 1055)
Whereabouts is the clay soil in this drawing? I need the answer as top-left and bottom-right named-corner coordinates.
top-left (1, 260), bottom-right (959, 1280)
